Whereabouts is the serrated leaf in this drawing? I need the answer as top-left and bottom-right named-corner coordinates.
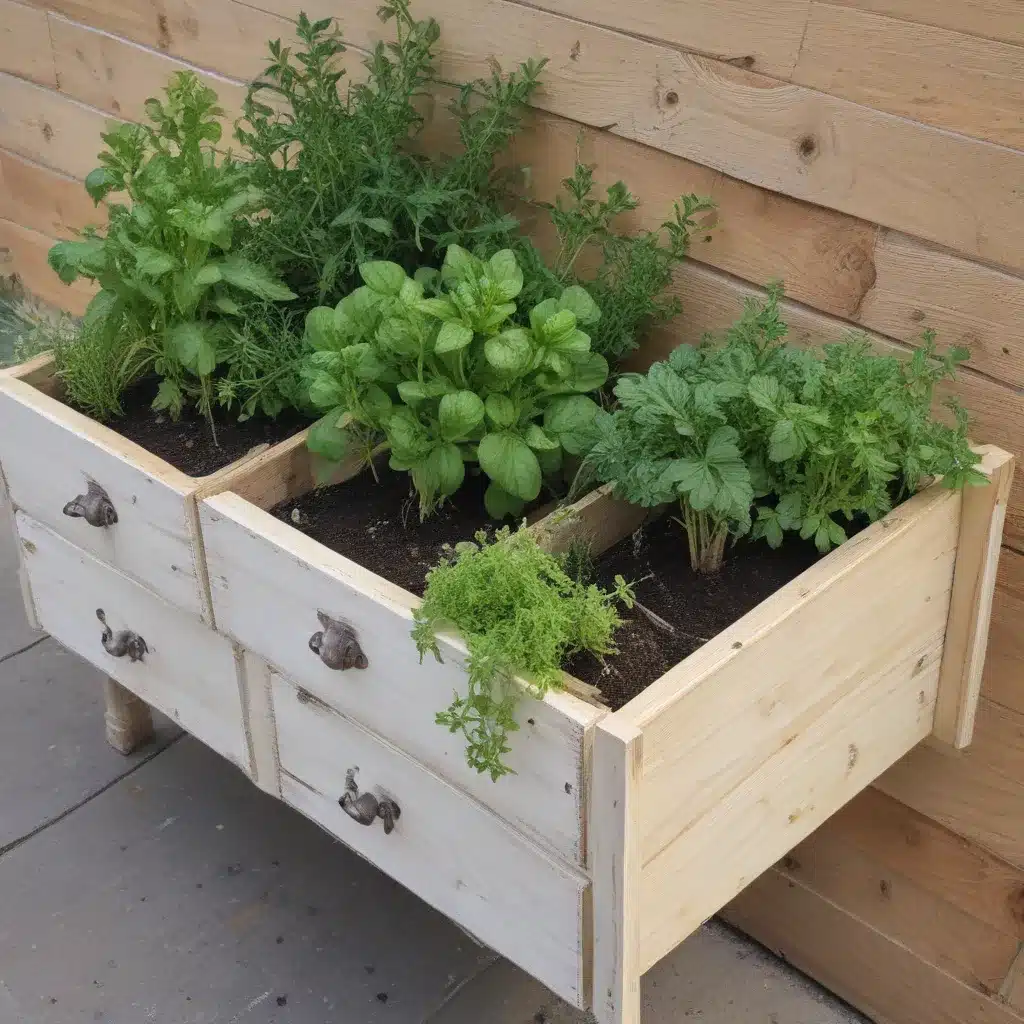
top-left (439, 391), bottom-right (484, 441)
top-left (769, 419), bottom-right (801, 461)
top-left (133, 246), bottom-right (177, 278)
top-left (748, 375), bottom-right (780, 412)
top-left (478, 432), bottom-right (541, 501)
top-left (219, 257), bottom-right (297, 301)
top-left (168, 321), bottom-right (218, 375)
top-left (151, 378), bottom-right (183, 416)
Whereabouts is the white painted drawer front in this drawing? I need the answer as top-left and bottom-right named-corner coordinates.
top-left (273, 672), bottom-right (589, 1007)
top-left (200, 492), bottom-right (602, 866)
top-left (16, 513), bottom-right (247, 768)
top-left (0, 378), bottom-right (208, 619)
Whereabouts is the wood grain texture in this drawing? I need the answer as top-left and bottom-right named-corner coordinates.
top-left (625, 483), bottom-right (959, 972)
top-left (0, 148), bottom-right (102, 239)
top-left (102, 676), bottom-right (154, 755)
top-left (236, 647), bottom-right (280, 795)
top-left (776, 790), bottom-right (1023, 995)
top-left (934, 447), bottom-right (1015, 747)
top-left (17, 512), bottom-right (248, 767)
top-left (793, 3), bottom-right (1024, 149)
top-left (981, 549), bottom-right (1024, 716)
top-left (651, 261), bottom-right (1024, 552)
top-left (819, 0), bottom-right (1024, 48)
top-left (0, 0), bottom-right (57, 86)
top-left (0, 374), bottom-right (210, 619)
top-left (47, 13), bottom-right (248, 122)
top-left (200, 490), bottom-right (603, 865)
top-left (0, 219), bottom-right (94, 313)
top-left (591, 718), bottom-right (642, 1024)
top-left (274, 671), bottom-right (589, 1006)
top-left (878, 699), bottom-right (1024, 872)
top-left (725, 868), bottom-right (1024, 1024)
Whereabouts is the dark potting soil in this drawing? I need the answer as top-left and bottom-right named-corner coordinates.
top-left (271, 467), bottom-right (545, 597)
top-left (565, 517), bottom-right (828, 710)
top-left (98, 377), bottom-right (310, 477)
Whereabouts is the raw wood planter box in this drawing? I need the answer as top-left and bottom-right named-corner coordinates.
top-left (0, 353), bottom-right (1014, 1024)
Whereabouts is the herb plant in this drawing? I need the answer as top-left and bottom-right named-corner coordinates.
top-left (47, 72), bottom-right (296, 426)
top-left (516, 164), bottom-right (715, 362)
top-left (238, 4), bottom-right (543, 307)
top-left (412, 524), bottom-right (634, 780)
top-left (303, 244), bottom-right (607, 518)
top-left (582, 286), bottom-right (985, 572)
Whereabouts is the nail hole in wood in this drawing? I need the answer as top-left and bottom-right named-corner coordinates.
top-left (797, 134), bottom-right (817, 160)
top-left (664, 90), bottom-right (679, 106)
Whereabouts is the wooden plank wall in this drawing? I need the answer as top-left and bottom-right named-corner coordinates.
top-left (0, 0), bottom-right (1021, 1018)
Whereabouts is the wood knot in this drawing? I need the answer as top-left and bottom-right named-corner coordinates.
top-left (569, 40), bottom-right (581, 61)
top-left (879, 878), bottom-right (892, 899)
top-left (846, 743), bottom-right (859, 771)
top-left (156, 13), bottom-right (171, 49)
top-left (41, 122), bottom-right (54, 142)
top-left (664, 90), bottom-right (679, 106)
top-left (796, 134), bottom-right (818, 161)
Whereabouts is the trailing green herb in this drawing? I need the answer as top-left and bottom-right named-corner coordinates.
top-left (582, 285), bottom-right (985, 573)
top-left (516, 163), bottom-right (715, 362)
top-left (412, 524), bottom-right (634, 780)
top-left (47, 71), bottom-right (296, 426)
top-left (238, 4), bottom-right (543, 307)
top-left (303, 244), bottom-right (607, 518)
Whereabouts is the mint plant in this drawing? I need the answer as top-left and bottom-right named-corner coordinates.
top-left (303, 244), bottom-right (607, 518)
top-left (582, 286), bottom-right (985, 572)
top-left (412, 524), bottom-right (634, 780)
top-left (47, 72), bottom-right (296, 426)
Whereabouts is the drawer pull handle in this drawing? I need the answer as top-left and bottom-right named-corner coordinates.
top-left (339, 767), bottom-right (400, 834)
top-left (96, 609), bottom-right (148, 663)
top-left (64, 480), bottom-right (117, 527)
top-left (309, 611), bottom-right (368, 671)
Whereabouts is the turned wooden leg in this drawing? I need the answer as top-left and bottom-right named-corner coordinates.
top-left (103, 677), bottom-right (154, 755)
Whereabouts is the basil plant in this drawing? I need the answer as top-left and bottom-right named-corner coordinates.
top-left (302, 244), bottom-right (607, 518)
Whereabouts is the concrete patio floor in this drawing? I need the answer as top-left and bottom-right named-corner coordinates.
top-left (0, 497), bottom-right (866, 1024)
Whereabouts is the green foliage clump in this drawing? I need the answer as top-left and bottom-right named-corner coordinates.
top-left (516, 164), bottom-right (715, 362)
top-left (47, 71), bottom-right (296, 425)
top-left (303, 244), bottom-right (607, 518)
top-left (412, 524), bottom-right (634, 780)
top-left (238, 4), bottom-right (543, 306)
top-left (582, 285), bottom-right (985, 573)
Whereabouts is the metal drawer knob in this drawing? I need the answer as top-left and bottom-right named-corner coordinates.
top-left (339, 767), bottom-right (400, 834)
top-left (64, 480), bottom-right (117, 527)
top-left (96, 608), bottom-right (148, 663)
top-left (309, 611), bottom-right (368, 670)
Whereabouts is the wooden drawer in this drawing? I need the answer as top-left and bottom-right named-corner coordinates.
top-left (16, 512), bottom-right (249, 770)
top-left (200, 487), bottom-right (603, 867)
top-left (271, 671), bottom-right (590, 1007)
top-left (1, 357), bottom-right (211, 622)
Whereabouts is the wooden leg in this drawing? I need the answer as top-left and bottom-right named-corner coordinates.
top-left (103, 677), bottom-right (154, 755)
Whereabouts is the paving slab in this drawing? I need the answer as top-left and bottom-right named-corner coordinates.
top-left (0, 736), bottom-right (493, 1024)
top-left (0, 637), bottom-right (179, 849)
top-left (0, 493), bottom-right (42, 659)
top-left (429, 918), bottom-right (866, 1024)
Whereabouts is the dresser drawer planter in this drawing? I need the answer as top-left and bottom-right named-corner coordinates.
top-left (197, 429), bottom-right (1013, 1022)
top-left (0, 353), bottom-right (307, 625)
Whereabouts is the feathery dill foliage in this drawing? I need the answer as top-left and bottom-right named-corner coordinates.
top-left (413, 525), bottom-right (634, 780)
top-left (582, 285), bottom-right (985, 574)
top-left (516, 163), bottom-right (715, 362)
top-left (238, 3), bottom-right (543, 307)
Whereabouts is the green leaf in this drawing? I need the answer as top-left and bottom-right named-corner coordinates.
top-left (360, 384), bottom-right (393, 423)
top-left (304, 306), bottom-right (338, 350)
top-left (397, 380), bottom-right (432, 406)
top-left (168, 321), bottom-right (218, 375)
top-left (487, 249), bottom-right (523, 301)
top-left (524, 423), bottom-right (558, 451)
top-left (84, 167), bottom-right (119, 204)
top-left (483, 482), bottom-right (525, 519)
top-left (193, 263), bottom-right (222, 287)
top-left (359, 260), bottom-right (407, 296)
top-left (544, 394), bottom-right (600, 455)
top-left (307, 409), bottom-right (350, 462)
top-left (485, 394), bottom-right (517, 429)
top-left (309, 373), bottom-right (345, 410)
top-left (439, 391), bottom-right (485, 441)
top-left (219, 257), bottom-right (297, 301)
top-left (417, 297), bottom-right (459, 322)
top-left (565, 352), bottom-right (608, 393)
top-left (748, 375), bottom-right (780, 412)
top-left (540, 309), bottom-right (577, 347)
top-left (362, 217), bottom-right (393, 235)
top-left (484, 328), bottom-right (532, 376)
top-left (768, 419), bottom-right (802, 461)
top-left (48, 239), bottom-right (107, 283)
top-left (478, 432), bottom-right (542, 501)
top-left (441, 244), bottom-right (479, 287)
top-left (212, 293), bottom-right (240, 316)
top-left (557, 285), bottom-right (600, 325)
top-left (151, 378), bottom-right (183, 416)
top-left (435, 320), bottom-right (474, 354)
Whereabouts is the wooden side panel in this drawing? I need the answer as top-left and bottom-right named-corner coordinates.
top-left (200, 490), bottom-right (602, 865)
top-left (0, 149), bottom-right (103, 239)
top-left (0, 376), bottom-right (209, 620)
top-left (819, 0), bottom-right (1024, 47)
top-left (981, 549), bottom-right (1024, 717)
top-left (0, 219), bottom-right (95, 313)
top-left (934, 448), bottom-right (1015, 747)
top-left (0, 0), bottom-right (57, 86)
top-left (621, 483), bottom-right (960, 971)
top-left (725, 868), bottom-right (1024, 1024)
top-left (274, 671), bottom-right (589, 1006)
top-left (16, 512), bottom-right (247, 767)
top-left (591, 718), bottom-right (642, 1024)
